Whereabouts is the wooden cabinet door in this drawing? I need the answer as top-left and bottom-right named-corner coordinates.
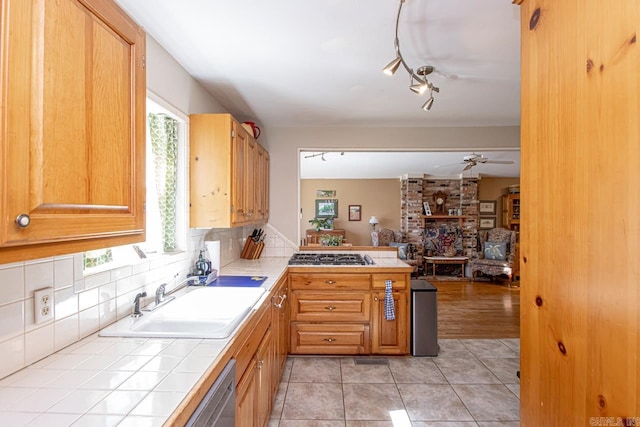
top-left (271, 280), bottom-right (289, 391)
top-left (371, 291), bottom-right (409, 355)
top-left (255, 327), bottom-right (273, 427)
top-left (235, 358), bottom-right (257, 427)
top-left (254, 144), bottom-right (270, 221)
top-left (244, 136), bottom-right (257, 221)
top-left (261, 149), bottom-right (270, 220)
top-left (0, 0), bottom-right (145, 255)
top-left (231, 121), bottom-right (248, 225)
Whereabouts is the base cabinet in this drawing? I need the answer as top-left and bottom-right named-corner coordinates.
top-left (271, 278), bottom-right (289, 394)
top-left (234, 302), bottom-right (273, 427)
top-left (235, 358), bottom-right (258, 427)
top-left (371, 291), bottom-right (408, 354)
top-left (370, 273), bottom-right (409, 355)
top-left (289, 271), bottom-right (410, 355)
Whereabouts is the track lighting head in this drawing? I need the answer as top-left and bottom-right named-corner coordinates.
top-left (422, 96), bottom-right (434, 111)
top-left (383, 57), bottom-right (402, 76)
top-left (410, 82), bottom-right (429, 95)
top-left (382, 0), bottom-right (440, 111)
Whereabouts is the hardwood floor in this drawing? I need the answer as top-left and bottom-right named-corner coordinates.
top-left (426, 279), bottom-right (520, 339)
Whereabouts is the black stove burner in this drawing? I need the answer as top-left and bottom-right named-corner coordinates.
top-left (288, 253), bottom-right (369, 265)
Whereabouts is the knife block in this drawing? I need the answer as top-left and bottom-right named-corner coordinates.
top-left (241, 236), bottom-right (264, 259)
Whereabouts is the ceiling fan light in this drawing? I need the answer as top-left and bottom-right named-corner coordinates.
top-left (422, 97), bottom-right (434, 111)
top-left (383, 57), bottom-right (402, 76)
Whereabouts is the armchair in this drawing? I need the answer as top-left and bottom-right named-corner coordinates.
top-left (470, 228), bottom-right (517, 285)
top-left (372, 228), bottom-right (422, 276)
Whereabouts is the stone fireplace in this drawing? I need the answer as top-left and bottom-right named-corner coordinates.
top-left (400, 175), bottom-right (480, 266)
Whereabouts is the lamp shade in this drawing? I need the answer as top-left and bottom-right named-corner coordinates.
top-left (369, 216), bottom-right (379, 225)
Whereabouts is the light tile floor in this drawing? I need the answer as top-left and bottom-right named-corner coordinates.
top-left (268, 338), bottom-right (520, 427)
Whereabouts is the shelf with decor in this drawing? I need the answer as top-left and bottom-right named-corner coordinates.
top-left (421, 215), bottom-right (467, 228)
top-left (502, 194), bottom-right (520, 231)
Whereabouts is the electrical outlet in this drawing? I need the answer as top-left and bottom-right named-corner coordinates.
top-left (34, 287), bottom-right (54, 324)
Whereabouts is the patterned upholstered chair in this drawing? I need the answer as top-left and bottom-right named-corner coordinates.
top-left (372, 228), bottom-right (422, 276)
top-left (470, 228), bottom-right (517, 284)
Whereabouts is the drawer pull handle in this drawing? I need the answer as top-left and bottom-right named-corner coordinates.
top-left (323, 338), bottom-right (336, 343)
top-left (325, 306), bottom-right (335, 311)
top-left (325, 280), bottom-right (336, 284)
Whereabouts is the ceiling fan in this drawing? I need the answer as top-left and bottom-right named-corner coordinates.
top-left (436, 153), bottom-right (515, 171)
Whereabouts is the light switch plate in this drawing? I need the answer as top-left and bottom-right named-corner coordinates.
top-left (34, 287), bottom-right (54, 324)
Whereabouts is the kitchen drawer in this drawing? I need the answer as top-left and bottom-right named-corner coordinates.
top-left (289, 273), bottom-right (370, 290)
top-left (290, 323), bottom-right (370, 355)
top-left (290, 291), bottom-right (370, 322)
top-left (371, 273), bottom-right (408, 290)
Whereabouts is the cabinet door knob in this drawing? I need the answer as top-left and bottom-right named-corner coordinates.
top-left (15, 214), bottom-right (31, 228)
top-left (374, 297), bottom-right (379, 302)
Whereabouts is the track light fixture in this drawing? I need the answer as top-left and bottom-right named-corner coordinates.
top-left (304, 152), bottom-right (345, 162)
top-left (383, 0), bottom-right (439, 111)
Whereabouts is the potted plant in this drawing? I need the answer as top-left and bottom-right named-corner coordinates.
top-left (320, 234), bottom-right (342, 246)
top-left (309, 216), bottom-right (334, 231)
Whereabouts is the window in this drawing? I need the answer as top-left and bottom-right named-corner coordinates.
top-left (83, 94), bottom-right (188, 273)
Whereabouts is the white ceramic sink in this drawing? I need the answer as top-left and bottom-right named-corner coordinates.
top-left (99, 286), bottom-right (266, 339)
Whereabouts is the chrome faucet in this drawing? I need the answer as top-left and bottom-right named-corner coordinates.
top-left (155, 284), bottom-right (166, 305)
top-left (132, 291), bottom-right (147, 318)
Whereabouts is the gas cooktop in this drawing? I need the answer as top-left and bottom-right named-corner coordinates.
top-left (288, 253), bottom-right (374, 266)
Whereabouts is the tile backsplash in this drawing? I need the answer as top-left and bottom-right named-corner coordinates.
top-left (0, 223), bottom-right (296, 379)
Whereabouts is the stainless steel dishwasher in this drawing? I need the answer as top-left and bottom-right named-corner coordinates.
top-left (186, 359), bottom-right (235, 427)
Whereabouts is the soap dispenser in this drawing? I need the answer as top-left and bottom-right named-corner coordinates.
top-left (195, 250), bottom-right (212, 276)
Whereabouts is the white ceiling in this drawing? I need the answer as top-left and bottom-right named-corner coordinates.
top-left (300, 150), bottom-right (520, 179)
top-left (114, 0), bottom-right (522, 177)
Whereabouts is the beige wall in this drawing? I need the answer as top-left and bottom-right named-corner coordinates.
top-left (264, 126), bottom-right (520, 243)
top-left (478, 177), bottom-right (520, 228)
top-left (301, 179), bottom-right (401, 246)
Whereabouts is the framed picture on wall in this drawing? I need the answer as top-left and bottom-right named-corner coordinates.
top-left (348, 205), bottom-right (361, 221)
top-left (316, 190), bottom-right (336, 198)
top-left (423, 202), bottom-right (432, 216)
top-left (479, 217), bottom-right (496, 229)
top-left (479, 200), bottom-right (497, 215)
top-left (315, 199), bottom-right (338, 218)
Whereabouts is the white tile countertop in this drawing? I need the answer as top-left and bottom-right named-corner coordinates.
top-left (0, 257), bottom-right (290, 427)
top-left (0, 254), bottom-right (409, 426)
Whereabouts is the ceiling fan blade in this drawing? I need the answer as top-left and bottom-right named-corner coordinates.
top-left (484, 160), bottom-right (515, 164)
top-left (463, 163), bottom-right (474, 171)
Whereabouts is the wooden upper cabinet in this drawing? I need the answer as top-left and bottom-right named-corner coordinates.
top-left (0, 0), bottom-right (146, 262)
top-left (190, 114), bottom-right (269, 228)
top-left (255, 144), bottom-right (270, 220)
top-left (232, 121), bottom-right (249, 224)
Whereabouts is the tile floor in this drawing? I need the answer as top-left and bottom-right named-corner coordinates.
top-left (268, 338), bottom-right (520, 427)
